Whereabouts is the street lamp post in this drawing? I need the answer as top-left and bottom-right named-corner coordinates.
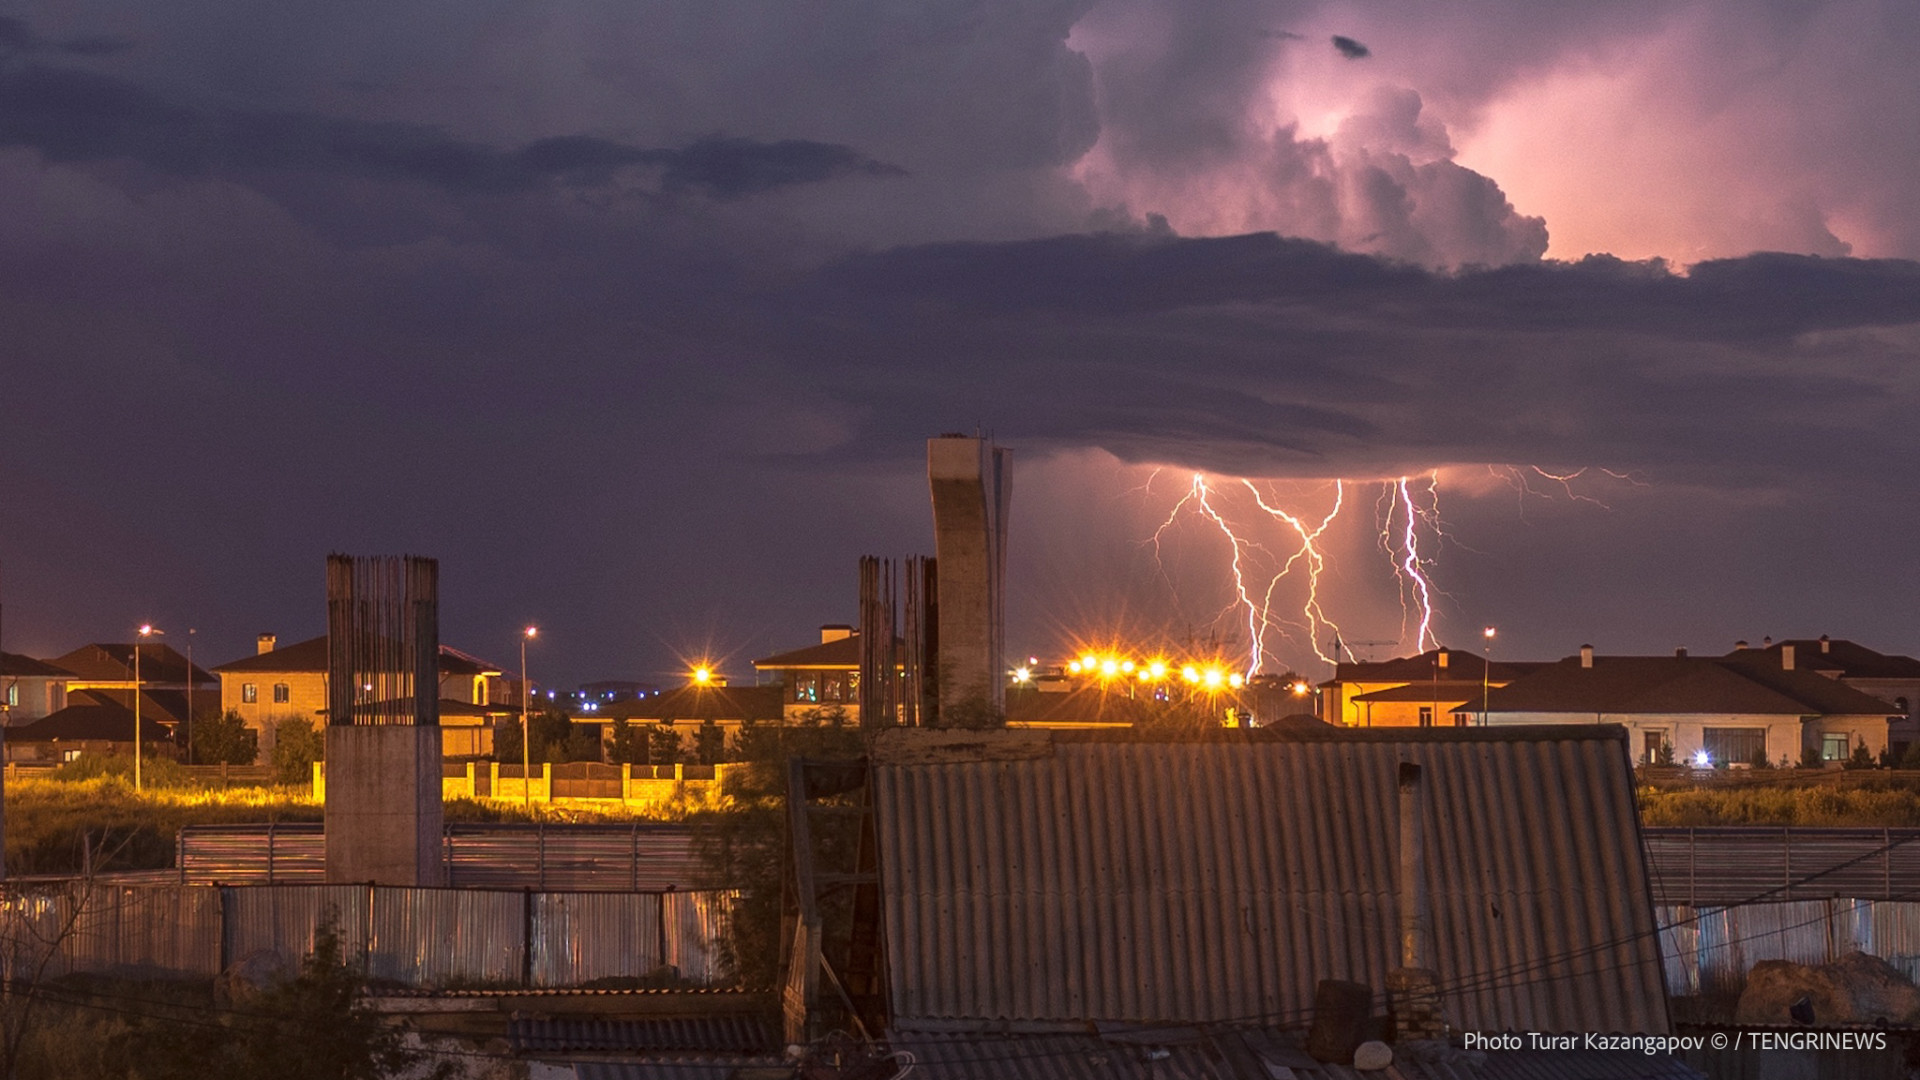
top-left (134, 624), bottom-right (162, 792)
top-left (521, 626), bottom-right (538, 809)
top-left (1481, 626), bottom-right (1497, 726)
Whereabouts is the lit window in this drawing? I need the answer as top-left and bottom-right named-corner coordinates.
top-left (242, 683), bottom-right (258, 704)
top-left (272, 684), bottom-right (290, 704)
top-left (1418, 706), bottom-right (1433, 728)
top-left (5, 685), bottom-right (15, 708)
top-left (794, 673), bottom-right (819, 703)
top-left (1823, 734), bottom-right (1850, 762)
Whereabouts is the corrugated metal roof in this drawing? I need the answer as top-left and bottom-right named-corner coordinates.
top-left (510, 1016), bottom-right (773, 1054)
top-left (888, 1031), bottom-right (1703, 1080)
top-left (572, 1059), bottom-right (791, 1080)
top-left (870, 727), bottom-right (1668, 1034)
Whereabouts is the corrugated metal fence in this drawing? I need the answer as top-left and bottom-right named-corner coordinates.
top-left (1658, 899), bottom-right (1920, 997)
top-left (0, 883), bottom-right (729, 987)
top-left (1643, 827), bottom-right (1920, 905)
top-left (177, 822), bottom-right (703, 890)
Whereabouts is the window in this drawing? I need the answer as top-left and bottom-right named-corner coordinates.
top-left (822, 673), bottom-right (847, 703)
top-left (272, 683), bottom-right (290, 704)
top-left (1644, 732), bottom-right (1666, 764)
top-left (4, 684), bottom-right (15, 708)
top-left (793, 673), bottom-right (820, 703)
top-left (242, 683), bottom-right (258, 704)
top-left (1703, 727), bottom-right (1767, 768)
top-left (1823, 734), bottom-right (1851, 762)
top-left (1417, 706), bottom-right (1433, 727)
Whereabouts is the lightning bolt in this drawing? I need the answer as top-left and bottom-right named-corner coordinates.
top-left (1244, 479), bottom-right (1345, 665)
top-left (1186, 474), bottom-right (1268, 674)
top-left (1393, 477), bottom-right (1439, 652)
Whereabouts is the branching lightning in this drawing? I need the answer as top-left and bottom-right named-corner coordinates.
top-left (1146, 464), bottom-right (1635, 674)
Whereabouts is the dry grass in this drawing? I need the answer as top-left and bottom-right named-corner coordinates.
top-left (2, 775), bottom-right (694, 875)
top-left (1639, 782), bottom-right (1920, 827)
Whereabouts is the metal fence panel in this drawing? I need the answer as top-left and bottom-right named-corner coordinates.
top-left (223, 884), bottom-right (371, 970)
top-left (64, 885), bottom-right (222, 977)
top-left (530, 891), bottom-right (662, 986)
top-left (663, 890), bottom-right (731, 984)
top-left (367, 887), bottom-right (524, 986)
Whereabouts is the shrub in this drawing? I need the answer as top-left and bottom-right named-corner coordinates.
top-left (1846, 738), bottom-right (1879, 771)
top-left (189, 709), bottom-right (259, 765)
top-left (270, 716), bottom-right (325, 786)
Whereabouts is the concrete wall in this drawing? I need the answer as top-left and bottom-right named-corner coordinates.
top-left (927, 436), bottom-right (1011, 719)
top-left (324, 725), bottom-right (444, 885)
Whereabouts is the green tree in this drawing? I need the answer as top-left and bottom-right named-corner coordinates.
top-left (270, 717), bottom-right (325, 786)
top-left (528, 706), bottom-right (574, 762)
top-left (190, 710), bottom-right (259, 766)
top-left (1845, 737), bottom-right (1878, 771)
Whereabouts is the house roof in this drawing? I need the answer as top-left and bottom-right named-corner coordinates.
top-left (10, 702), bottom-right (174, 743)
top-left (213, 635), bottom-right (505, 677)
top-left (868, 725), bottom-right (1669, 1035)
top-left (49, 643), bottom-right (213, 685)
top-left (1733, 638), bottom-right (1920, 681)
top-left (1326, 648), bottom-right (1543, 686)
top-left (65, 688), bottom-right (211, 726)
top-left (1, 652), bottom-right (73, 679)
top-left (1483, 655), bottom-right (1901, 717)
top-left (752, 634), bottom-right (863, 669)
top-left (603, 685), bottom-right (785, 724)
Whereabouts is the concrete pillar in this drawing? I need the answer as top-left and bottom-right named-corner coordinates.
top-left (541, 761), bottom-right (552, 803)
top-left (312, 760), bottom-right (325, 800)
top-left (927, 435), bottom-right (1012, 721)
top-left (324, 725), bottom-right (444, 885)
top-left (490, 760), bottom-right (500, 799)
top-left (464, 760), bottom-right (476, 799)
top-left (621, 763), bottom-right (632, 801)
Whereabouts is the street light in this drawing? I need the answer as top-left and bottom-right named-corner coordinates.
top-left (134, 624), bottom-right (162, 792)
top-left (1481, 626), bottom-right (1497, 726)
top-left (521, 626), bottom-right (538, 809)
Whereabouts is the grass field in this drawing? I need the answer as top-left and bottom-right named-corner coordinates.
top-left (2, 770), bottom-right (686, 876)
top-left (1639, 780), bottom-right (1920, 827)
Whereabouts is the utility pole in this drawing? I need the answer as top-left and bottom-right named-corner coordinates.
top-left (521, 626), bottom-right (538, 809)
top-left (134, 624), bottom-right (163, 792)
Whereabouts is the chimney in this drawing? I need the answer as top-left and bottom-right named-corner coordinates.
top-left (1675, 647), bottom-right (1688, 659)
top-left (257, 634), bottom-right (277, 655)
top-left (1763, 636), bottom-right (1773, 647)
top-left (819, 624), bottom-right (853, 644)
top-left (1735, 640), bottom-right (1749, 651)
top-left (1580, 644), bottom-right (1594, 668)
top-left (1820, 635), bottom-right (1831, 654)
top-left (1436, 649), bottom-right (1449, 670)
top-left (1782, 644), bottom-right (1796, 671)
top-left (1389, 762), bottom-right (1443, 1039)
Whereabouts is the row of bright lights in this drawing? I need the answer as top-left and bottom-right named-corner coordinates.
top-left (1012, 654), bottom-right (1246, 690)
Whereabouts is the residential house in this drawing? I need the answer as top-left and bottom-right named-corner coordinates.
top-left (1479, 645), bottom-right (1901, 766)
top-left (788, 724), bottom-right (1675, 1067)
top-left (4, 702), bottom-right (174, 763)
top-left (1727, 637), bottom-right (1920, 758)
top-left (751, 625), bottom-right (866, 723)
top-left (1, 652), bottom-right (72, 723)
top-left (1318, 647), bottom-right (1544, 727)
top-left (212, 633), bottom-right (514, 762)
top-left (45, 641), bottom-right (218, 730)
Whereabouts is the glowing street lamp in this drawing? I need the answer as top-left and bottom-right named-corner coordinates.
top-left (1481, 626), bottom-right (1497, 726)
top-left (133, 624), bottom-right (162, 792)
top-left (692, 665), bottom-right (713, 685)
top-left (520, 626), bottom-right (538, 809)
top-left (1012, 667), bottom-right (1032, 684)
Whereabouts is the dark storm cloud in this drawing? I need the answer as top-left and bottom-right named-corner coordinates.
top-left (792, 233), bottom-right (1920, 481)
top-left (1330, 35), bottom-right (1371, 59)
top-left (0, 16), bottom-right (132, 56)
top-left (0, 62), bottom-right (900, 199)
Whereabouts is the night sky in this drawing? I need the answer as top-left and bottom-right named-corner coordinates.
top-left (4, 2), bottom-right (1919, 686)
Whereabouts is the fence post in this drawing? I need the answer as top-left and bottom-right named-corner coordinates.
top-left (1689, 828), bottom-right (1696, 908)
top-left (631, 822), bottom-right (640, 891)
top-left (364, 882), bottom-right (376, 979)
top-left (537, 821), bottom-right (546, 890)
top-left (266, 822), bottom-right (276, 885)
top-left (1783, 826), bottom-right (1792, 900)
top-left (542, 762), bottom-right (552, 803)
top-left (622, 763), bottom-right (632, 802)
top-left (465, 761), bottom-right (476, 799)
top-left (522, 887), bottom-right (534, 988)
top-left (177, 830), bottom-right (186, 886)
top-left (1887, 828), bottom-right (1894, 900)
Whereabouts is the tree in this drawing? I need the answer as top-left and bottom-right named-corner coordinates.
top-left (270, 717), bottom-right (324, 786)
top-left (190, 710), bottom-right (259, 766)
top-left (1654, 739), bottom-right (1676, 767)
top-left (1799, 744), bottom-right (1826, 769)
top-left (607, 716), bottom-right (642, 765)
top-left (1845, 737), bottom-right (1878, 771)
top-left (646, 724), bottom-right (682, 766)
top-left (494, 715), bottom-right (524, 767)
top-left (119, 921), bottom-right (453, 1080)
top-left (694, 720), bottom-right (726, 765)
top-left (1747, 746), bottom-right (1773, 770)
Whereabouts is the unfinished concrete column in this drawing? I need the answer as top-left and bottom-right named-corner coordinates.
top-left (323, 554), bottom-right (445, 886)
top-left (1389, 761), bottom-right (1444, 1039)
top-left (926, 435), bottom-right (1011, 723)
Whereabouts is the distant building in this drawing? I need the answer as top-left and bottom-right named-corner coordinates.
top-left (1, 651), bottom-right (72, 723)
top-left (1319, 647), bottom-right (1544, 727)
top-left (1727, 637), bottom-right (1920, 758)
top-left (5, 702), bottom-right (174, 763)
top-left (1481, 645), bottom-right (1901, 766)
top-left (43, 641), bottom-right (218, 731)
top-left (751, 625), bottom-right (883, 724)
top-left (600, 684), bottom-right (785, 756)
top-left (211, 633), bottom-right (513, 762)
